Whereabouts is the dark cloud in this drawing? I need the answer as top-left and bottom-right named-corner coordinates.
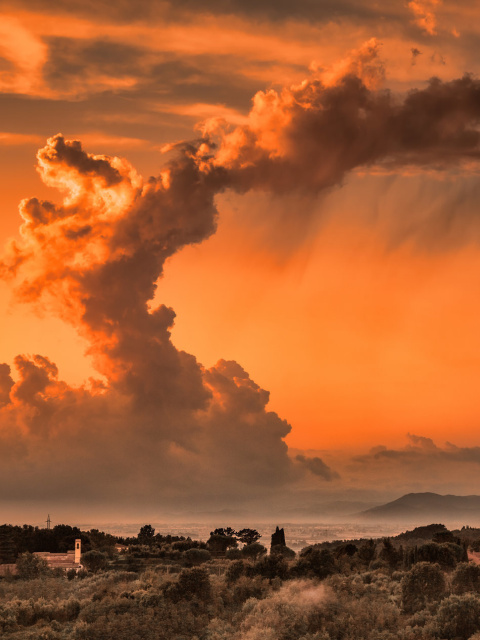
top-left (166, 0), bottom-right (379, 21)
top-left (0, 364), bottom-right (14, 407)
top-left (159, 0), bottom-right (401, 29)
top-left (20, 198), bottom-right (67, 228)
top-left (42, 34), bottom-right (268, 110)
top-left (407, 433), bottom-right (437, 450)
top-left (353, 434), bottom-right (480, 466)
top-left (411, 47), bottom-right (422, 65)
top-left (312, 435), bottom-right (480, 502)
top-left (0, 134), bottom-right (298, 512)
top-left (197, 74), bottom-right (480, 197)
top-left (43, 37), bottom-right (147, 86)
top-left (146, 56), bottom-right (264, 108)
top-left (38, 133), bottom-right (123, 186)
top-left (295, 454), bottom-right (339, 481)
top-left (3, 0), bottom-right (395, 25)
top-left (0, 38), bottom-right (262, 157)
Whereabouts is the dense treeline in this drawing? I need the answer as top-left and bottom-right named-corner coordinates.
top-left (0, 524), bottom-right (191, 564)
top-left (0, 524), bottom-right (116, 561)
top-left (2, 523), bottom-right (480, 639)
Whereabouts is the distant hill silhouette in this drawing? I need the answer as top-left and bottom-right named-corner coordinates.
top-left (357, 492), bottom-right (480, 523)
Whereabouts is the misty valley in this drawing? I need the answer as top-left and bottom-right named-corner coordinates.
top-left (2, 521), bottom-right (480, 639)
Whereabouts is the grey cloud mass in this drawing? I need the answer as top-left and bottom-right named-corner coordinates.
top-left (198, 74), bottom-right (480, 197)
top-left (3, 57), bottom-right (480, 514)
top-left (3, 0), bottom-right (403, 25)
top-left (295, 455), bottom-right (340, 481)
top-left (1, 132), bottom-right (332, 514)
top-left (353, 434), bottom-right (480, 466)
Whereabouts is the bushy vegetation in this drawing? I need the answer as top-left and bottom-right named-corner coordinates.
top-left (1, 522), bottom-right (480, 639)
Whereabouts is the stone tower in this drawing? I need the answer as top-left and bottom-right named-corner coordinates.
top-left (74, 539), bottom-right (81, 564)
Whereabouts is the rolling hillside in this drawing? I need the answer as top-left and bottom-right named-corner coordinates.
top-left (358, 492), bottom-right (480, 523)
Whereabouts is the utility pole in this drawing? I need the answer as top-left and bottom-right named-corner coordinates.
top-left (46, 515), bottom-right (51, 530)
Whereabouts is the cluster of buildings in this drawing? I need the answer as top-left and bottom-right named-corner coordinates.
top-left (35, 538), bottom-right (83, 571)
top-left (0, 539), bottom-right (82, 576)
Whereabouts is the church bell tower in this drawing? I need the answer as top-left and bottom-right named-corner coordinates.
top-left (74, 539), bottom-right (81, 564)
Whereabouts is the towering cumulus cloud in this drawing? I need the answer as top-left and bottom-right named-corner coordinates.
top-left (0, 133), bottom-right (295, 511)
top-left (1, 64), bottom-right (480, 513)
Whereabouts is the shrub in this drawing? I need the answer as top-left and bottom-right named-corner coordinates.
top-left (435, 593), bottom-right (480, 639)
top-left (241, 543), bottom-right (267, 561)
top-left (401, 562), bottom-right (446, 613)
top-left (225, 559), bottom-right (246, 583)
top-left (207, 534), bottom-right (237, 555)
top-left (16, 553), bottom-right (51, 580)
top-left (416, 542), bottom-right (465, 568)
top-left (270, 545), bottom-right (296, 560)
top-left (183, 548), bottom-right (211, 566)
top-left (334, 543), bottom-right (358, 558)
top-left (293, 548), bottom-right (336, 580)
top-left (379, 539), bottom-right (402, 569)
top-left (81, 550), bottom-right (108, 574)
top-left (451, 562), bottom-right (480, 594)
top-left (164, 567), bottom-right (212, 603)
top-left (357, 539), bottom-right (377, 565)
top-left (252, 554), bottom-right (289, 580)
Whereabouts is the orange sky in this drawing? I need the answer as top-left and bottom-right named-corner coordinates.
top-left (158, 177), bottom-right (480, 451)
top-left (1, 0), bottom-right (480, 518)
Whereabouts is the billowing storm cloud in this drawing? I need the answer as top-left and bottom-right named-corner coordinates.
top-left (0, 133), bottom-right (299, 509)
top-left (2, 62), bottom-right (480, 513)
top-left (197, 71), bottom-right (480, 195)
